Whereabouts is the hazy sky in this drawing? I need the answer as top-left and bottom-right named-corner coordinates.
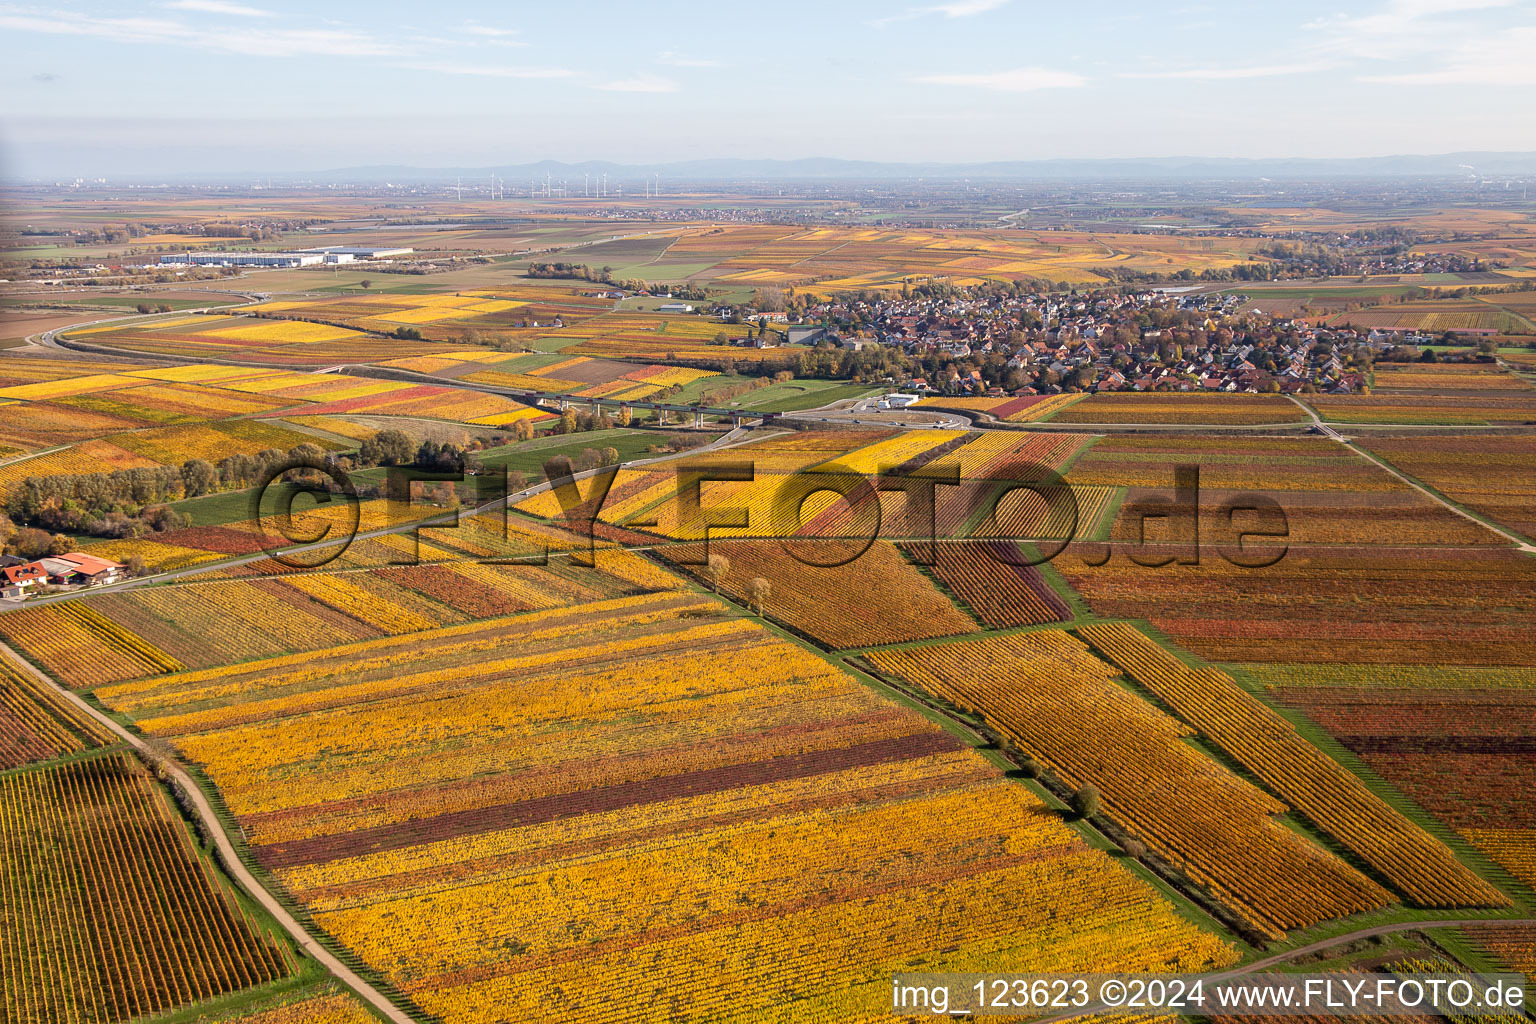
top-left (3, 0), bottom-right (1534, 177)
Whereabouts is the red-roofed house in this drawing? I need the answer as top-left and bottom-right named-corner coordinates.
top-left (38, 553), bottom-right (125, 587)
top-left (2, 563), bottom-right (48, 598)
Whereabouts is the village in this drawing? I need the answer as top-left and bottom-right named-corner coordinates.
top-left (723, 284), bottom-right (1470, 398)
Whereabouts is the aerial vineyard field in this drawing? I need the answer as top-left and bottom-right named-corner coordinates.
top-left (11, 160), bottom-right (1536, 1024)
top-left (0, 753), bottom-right (289, 1024)
top-left (1371, 363), bottom-right (1531, 392)
top-left (686, 224), bottom-right (1268, 292)
top-left (906, 541), bottom-right (1071, 627)
top-left (1049, 393), bottom-right (1308, 425)
top-left (660, 539), bottom-right (977, 649)
top-left (92, 594), bottom-right (1234, 1023)
top-left (1464, 923), bottom-right (1536, 983)
top-left (0, 602), bottom-right (184, 688)
top-left (560, 312), bottom-right (766, 361)
top-left (240, 287), bottom-right (614, 345)
top-left (0, 553), bottom-right (674, 686)
top-left (198, 987), bottom-right (377, 1024)
top-left (864, 631), bottom-right (1391, 940)
top-left (1057, 546), bottom-right (1536, 667)
top-left (1359, 434), bottom-right (1536, 540)
top-left (1063, 434), bottom-right (1501, 547)
top-left (0, 658), bottom-right (113, 769)
top-left (1077, 622), bottom-right (1505, 908)
top-left (1270, 685), bottom-right (1536, 834)
top-left (1305, 393), bottom-right (1536, 425)
top-left (0, 416), bottom-right (345, 499)
top-left (914, 393), bottom-right (1084, 422)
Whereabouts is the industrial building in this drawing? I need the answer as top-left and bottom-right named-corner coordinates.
top-left (301, 245), bottom-right (414, 259)
top-left (157, 244), bottom-right (413, 268)
top-left (160, 251), bottom-right (324, 267)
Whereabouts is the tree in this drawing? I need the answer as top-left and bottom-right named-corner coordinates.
top-left (1071, 785), bottom-right (1100, 819)
top-left (512, 418), bottom-right (535, 442)
top-left (125, 554), bottom-right (146, 577)
top-left (9, 527), bottom-right (52, 559)
top-left (180, 458), bottom-right (219, 498)
top-left (360, 429), bottom-right (415, 467)
top-left (359, 278), bottom-right (372, 290)
top-left (751, 287), bottom-right (786, 312)
top-left (0, 513), bottom-right (15, 551)
top-left (557, 409), bottom-right (578, 435)
top-left (48, 533), bottom-right (72, 557)
top-left (704, 553), bottom-right (730, 593)
top-left (599, 446), bottom-right (620, 467)
top-left (747, 576), bottom-right (771, 615)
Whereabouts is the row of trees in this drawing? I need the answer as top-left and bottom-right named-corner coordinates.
top-left (4, 443), bottom-right (334, 539)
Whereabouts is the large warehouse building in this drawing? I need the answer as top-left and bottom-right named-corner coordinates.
top-left (158, 245), bottom-right (413, 268)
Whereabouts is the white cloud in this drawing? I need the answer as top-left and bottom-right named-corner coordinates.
top-left (1301, 0), bottom-right (1535, 86)
top-left (916, 67), bottom-right (1085, 91)
top-left (596, 73), bottom-right (679, 93)
top-left (163, 0), bottom-right (271, 15)
top-left (932, 0), bottom-right (1009, 14)
top-left (658, 50), bottom-right (721, 68)
top-left (1122, 63), bottom-right (1333, 80)
top-left (1307, 0), bottom-right (1521, 61)
top-left (1360, 26), bottom-right (1536, 84)
top-left (876, 0), bottom-right (1008, 26)
top-left (403, 62), bottom-right (573, 79)
top-left (0, 6), bottom-right (403, 56)
top-left (461, 23), bottom-right (526, 44)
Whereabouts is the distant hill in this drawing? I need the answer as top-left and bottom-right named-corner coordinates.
top-left (312, 153), bottom-right (1536, 183)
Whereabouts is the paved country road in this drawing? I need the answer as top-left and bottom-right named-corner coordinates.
top-left (1026, 917), bottom-right (1536, 1024)
top-left (0, 639), bottom-right (419, 1024)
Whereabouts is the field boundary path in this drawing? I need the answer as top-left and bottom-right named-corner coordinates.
top-left (1285, 394), bottom-right (1536, 553)
top-left (1029, 916), bottom-right (1536, 1024)
top-left (0, 640), bottom-right (420, 1024)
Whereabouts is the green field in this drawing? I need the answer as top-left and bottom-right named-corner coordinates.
top-left (6, 296), bottom-right (227, 312)
top-left (559, 235), bottom-right (678, 275)
top-left (474, 428), bottom-right (700, 478)
top-left (166, 482), bottom-right (317, 526)
top-left (671, 376), bottom-right (881, 412)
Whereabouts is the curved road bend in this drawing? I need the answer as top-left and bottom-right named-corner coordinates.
top-left (1029, 916), bottom-right (1536, 1024)
top-left (0, 640), bottom-right (418, 1024)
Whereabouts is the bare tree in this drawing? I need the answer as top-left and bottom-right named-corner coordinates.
top-left (705, 553), bottom-right (730, 593)
top-left (747, 576), bottom-right (771, 615)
